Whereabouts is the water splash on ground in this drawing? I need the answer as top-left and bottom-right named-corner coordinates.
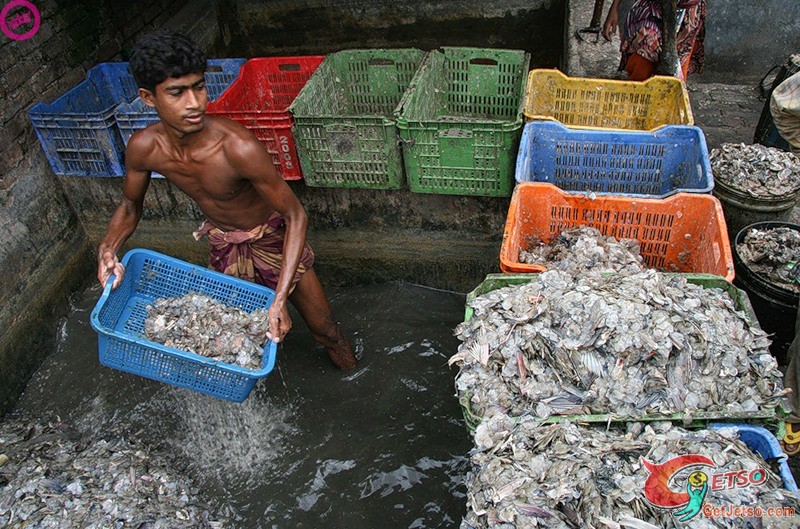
top-left (10, 281), bottom-right (472, 528)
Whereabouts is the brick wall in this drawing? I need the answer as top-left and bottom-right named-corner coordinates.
top-left (0, 0), bottom-right (204, 415)
top-left (0, 0), bottom-right (195, 189)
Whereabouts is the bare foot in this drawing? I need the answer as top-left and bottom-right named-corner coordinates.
top-left (326, 334), bottom-right (357, 370)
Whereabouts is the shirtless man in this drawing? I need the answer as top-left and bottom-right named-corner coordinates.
top-left (96, 30), bottom-right (356, 370)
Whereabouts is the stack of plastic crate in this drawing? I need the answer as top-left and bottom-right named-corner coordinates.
top-left (288, 48), bottom-right (427, 189)
top-left (207, 56), bottom-right (324, 180)
top-left (28, 62), bottom-right (139, 176)
top-left (503, 68), bottom-right (728, 278)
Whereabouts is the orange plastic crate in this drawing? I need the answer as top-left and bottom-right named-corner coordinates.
top-left (500, 183), bottom-right (734, 281)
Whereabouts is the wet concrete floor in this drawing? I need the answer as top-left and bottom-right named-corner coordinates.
top-left (9, 281), bottom-right (472, 528)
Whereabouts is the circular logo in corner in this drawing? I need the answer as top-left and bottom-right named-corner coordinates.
top-left (1, 0), bottom-right (40, 41)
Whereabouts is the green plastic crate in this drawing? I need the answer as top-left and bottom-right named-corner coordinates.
top-left (460, 273), bottom-right (789, 432)
top-left (288, 49), bottom-right (426, 189)
top-left (396, 47), bottom-right (531, 197)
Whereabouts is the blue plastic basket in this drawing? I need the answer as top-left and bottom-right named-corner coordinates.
top-left (709, 423), bottom-right (798, 493)
top-left (515, 121), bottom-right (714, 199)
top-left (115, 59), bottom-right (246, 144)
top-left (28, 62), bottom-right (139, 176)
top-left (89, 249), bottom-right (277, 402)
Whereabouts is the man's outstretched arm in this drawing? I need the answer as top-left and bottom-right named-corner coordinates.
top-left (97, 134), bottom-right (152, 289)
top-left (226, 132), bottom-right (308, 343)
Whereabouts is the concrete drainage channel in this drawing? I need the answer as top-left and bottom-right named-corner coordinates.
top-left (2, 168), bottom-right (509, 528)
top-left (2, 279), bottom-right (475, 528)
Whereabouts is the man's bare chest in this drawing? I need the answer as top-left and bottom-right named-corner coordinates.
top-left (154, 153), bottom-right (249, 202)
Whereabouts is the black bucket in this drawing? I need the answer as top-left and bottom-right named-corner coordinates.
top-left (754, 54), bottom-right (800, 151)
top-left (714, 180), bottom-right (798, 242)
top-left (733, 221), bottom-right (800, 365)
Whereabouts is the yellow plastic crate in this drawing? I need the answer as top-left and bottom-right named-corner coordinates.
top-left (523, 69), bottom-right (693, 132)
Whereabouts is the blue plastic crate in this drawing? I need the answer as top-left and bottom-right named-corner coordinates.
top-left (709, 423), bottom-right (798, 493)
top-left (89, 249), bottom-right (277, 402)
top-left (515, 121), bottom-right (714, 199)
top-left (115, 58), bottom-right (246, 145)
top-left (28, 62), bottom-right (138, 176)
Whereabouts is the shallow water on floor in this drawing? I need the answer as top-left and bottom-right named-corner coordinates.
top-left (11, 281), bottom-right (472, 528)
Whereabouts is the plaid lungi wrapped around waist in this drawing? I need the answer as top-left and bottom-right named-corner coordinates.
top-left (193, 211), bottom-right (315, 291)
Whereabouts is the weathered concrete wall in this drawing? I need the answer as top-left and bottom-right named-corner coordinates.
top-left (565, 0), bottom-right (800, 81)
top-left (219, 0), bottom-right (565, 68)
top-left (61, 177), bottom-right (509, 292)
top-left (704, 0), bottom-right (800, 81)
top-left (0, 0), bottom-right (216, 415)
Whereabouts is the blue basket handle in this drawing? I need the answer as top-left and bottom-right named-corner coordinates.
top-left (102, 274), bottom-right (116, 296)
top-left (89, 274), bottom-right (117, 333)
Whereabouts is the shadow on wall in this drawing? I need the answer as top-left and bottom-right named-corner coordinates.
top-left (217, 0), bottom-right (566, 68)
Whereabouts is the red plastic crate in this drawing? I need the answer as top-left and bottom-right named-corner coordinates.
top-left (207, 56), bottom-right (324, 180)
top-left (500, 183), bottom-right (734, 281)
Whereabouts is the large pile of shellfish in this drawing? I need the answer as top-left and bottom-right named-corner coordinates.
top-left (0, 417), bottom-right (224, 528)
top-left (454, 267), bottom-right (784, 422)
top-left (710, 143), bottom-right (800, 198)
top-left (453, 228), bottom-right (796, 527)
top-left (463, 416), bottom-right (800, 529)
top-left (144, 293), bottom-right (270, 370)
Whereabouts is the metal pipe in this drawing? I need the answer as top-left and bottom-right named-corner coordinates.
top-left (576, 0), bottom-right (606, 40)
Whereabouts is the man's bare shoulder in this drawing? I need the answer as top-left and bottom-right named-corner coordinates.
top-left (126, 123), bottom-right (163, 168)
top-left (209, 116), bottom-right (267, 164)
top-left (208, 116), bottom-right (260, 145)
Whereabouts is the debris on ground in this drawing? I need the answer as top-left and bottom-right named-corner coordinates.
top-left (0, 417), bottom-right (225, 528)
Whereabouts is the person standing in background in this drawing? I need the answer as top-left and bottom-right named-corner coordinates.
top-left (602, 0), bottom-right (706, 81)
top-left (771, 71), bottom-right (800, 156)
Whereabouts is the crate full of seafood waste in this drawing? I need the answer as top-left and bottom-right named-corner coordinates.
top-left (462, 419), bottom-right (799, 529)
top-left (515, 121), bottom-right (713, 199)
top-left (90, 249), bottom-right (277, 402)
top-left (500, 183), bottom-right (735, 281)
top-left (709, 423), bottom-right (798, 493)
top-left (458, 273), bottom-right (789, 432)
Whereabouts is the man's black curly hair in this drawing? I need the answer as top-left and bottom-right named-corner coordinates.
top-left (129, 30), bottom-right (206, 92)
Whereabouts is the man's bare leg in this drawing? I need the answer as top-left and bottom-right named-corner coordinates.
top-left (288, 268), bottom-right (357, 369)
